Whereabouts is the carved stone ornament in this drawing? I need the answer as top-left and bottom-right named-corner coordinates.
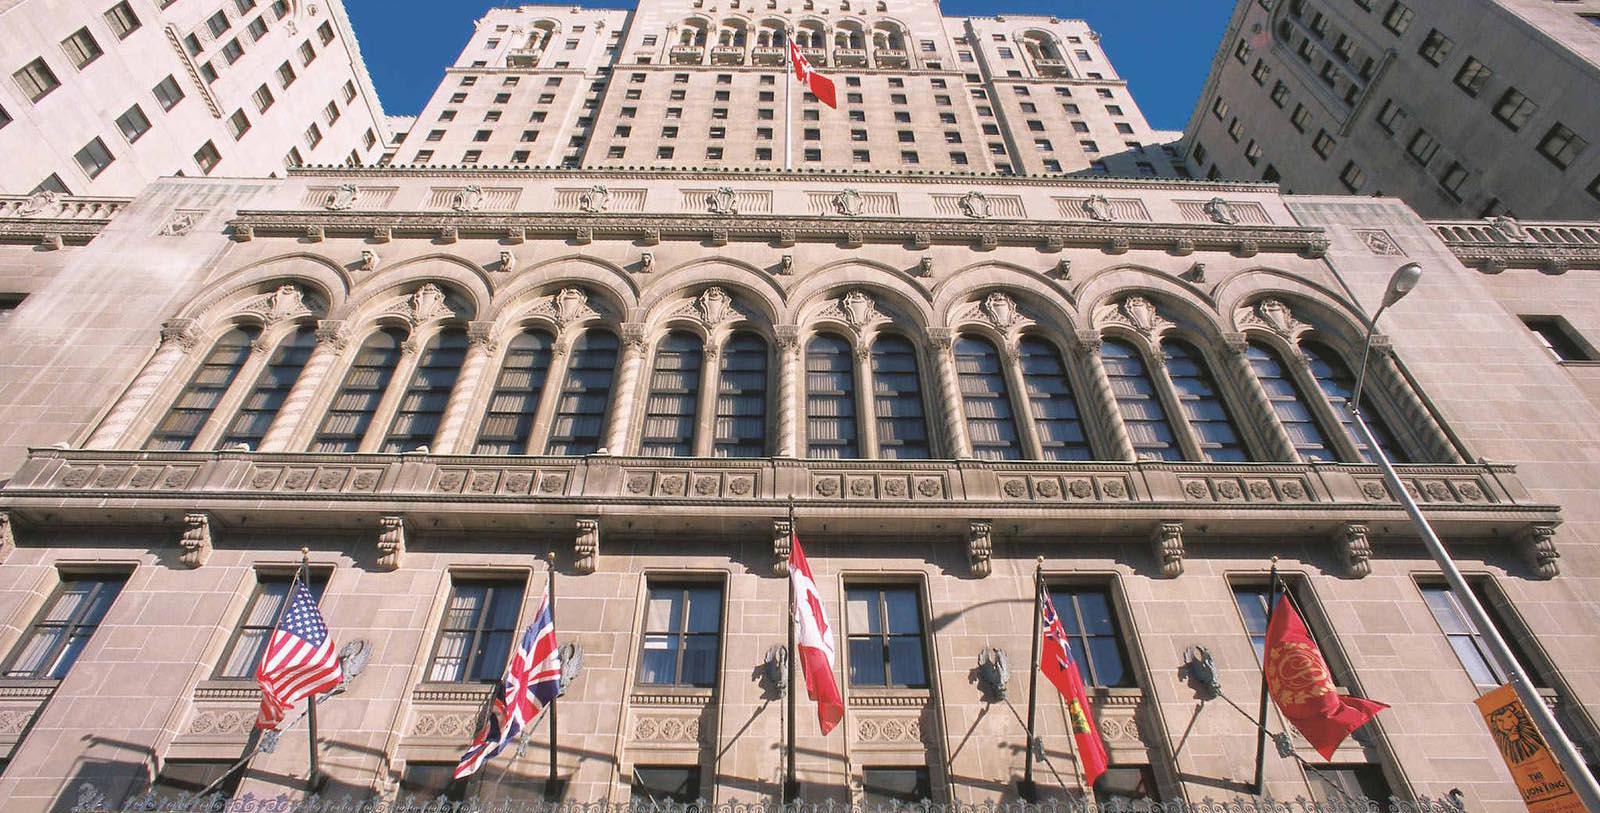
top-left (1518, 524), bottom-right (1559, 579)
top-left (1056, 258), bottom-right (1072, 279)
top-left (1203, 197), bottom-right (1239, 225)
top-left (1081, 194), bottom-right (1115, 222)
top-left (1335, 522), bottom-right (1372, 579)
top-left (575, 518), bottom-right (600, 574)
top-left (1099, 295), bottom-right (1174, 339)
top-left (242, 284), bottom-right (315, 326)
top-left (384, 283), bottom-right (457, 326)
top-left (695, 286), bottom-right (737, 326)
top-left (180, 512), bottom-right (212, 568)
top-left (531, 287), bottom-right (600, 328)
top-left (958, 190), bottom-right (991, 219)
top-left (832, 187), bottom-right (864, 217)
top-left (467, 321), bottom-right (498, 354)
top-left (160, 319), bottom-right (203, 353)
top-left (450, 185), bottom-right (485, 212)
top-left (981, 292), bottom-right (1019, 329)
top-left (621, 322), bottom-right (647, 353)
top-left (779, 254), bottom-right (795, 275)
top-left (325, 183), bottom-right (358, 211)
top-left (917, 256), bottom-right (934, 277)
top-left (968, 521), bottom-right (993, 578)
top-left (1187, 262), bottom-right (1207, 283)
top-left (0, 512), bottom-right (14, 563)
top-left (639, 252), bottom-right (655, 274)
top-left (707, 186), bottom-right (739, 215)
top-left (1237, 298), bottom-right (1307, 339)
top-left (315, 319), bottom-right (348, 352)
top-left (498, 250), bottom-right (515, 274)
top-left (1356, 229), bottom-right (1403, 256)
top-left (773, 517), bottom-right (793, 576)
top-left (1152, 521), bottom-right (1184, 578)
top-left (775, 325), bottom-right (801, 354)
top-left (578, 184), bottom-right (611, 213)
top-left (1490, 215), bottom-right (1526, 241)
top-left (350, 249), bottom-right (376, 272)
top-left (832, 289), bottom-right (880, 331)
top-left (377, 516), bottom-right (405, 570)
top-left (18, 189), bottom-right (58, 216)
top-left (158, 212), bottom-right (197, 237)
top-left (371, 225), bottom-right (392, 243)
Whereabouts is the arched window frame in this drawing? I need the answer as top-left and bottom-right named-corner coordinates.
top-left (951, 329), bottom-right (1026, 461)
top-left (1015, 330), bottom-right (1098, 461)
top-left (471, 325), bottom-right (559, 456)
top-left (309, 324), bottom-right (410, 453)
top-left (1097, 328), bottom-right (1187, 462)
top-left (1236, 328), bottom-right (1339, 463)
top-left (1295, 334), bottom-right (1414, 464)
top-left (218, 320), bottom-right (320, 451)
top-left (144, 320), bottom-right (265, 451)
top-left (640, 329), bottom-right (707, 458)
top-left (710, 329), bottom-right (773, 458)
top-left (544, 324), bottom-right (622, 457)
top-left (379, 324), bottom-right (471, 453)
top-left (1156, 334), bottom-right (1255, 463)
top-left (864, 329), bottom-right (934, 460)
top-left (803, 330), bottom-right (862, 459)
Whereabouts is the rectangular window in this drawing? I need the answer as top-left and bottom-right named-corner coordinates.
top-left (1382, 2), bottom-right (1414, 35)
top-left (151, 760), bottom-right (243, 798)
top-left (3, 575), bottom-right (127, 678)
top-left (14, 58), bottom-right (61, 102)
top-left (1339, 160), bottom-right (1366, 192)
top-left (221, 38), bottom-right (245, 64)
top-left (862, 767), bottom-right (932, 805)
top-left (1405, 129), bottom-right (1438, 165)
top-left (216, 573), bottom-right (328, 678)
top-left (299, 40), bottom-right (315, 65)
top-left (277, 61), bottom-right (296, 88)
top-left (631, 766), bottom-right (700, 805)
top-left (428, 579), bottom-right (525, 682)
top-left (1420, 584), bottom-right (1500, 688)
top-left (1440, 162), bottom-right (1469, 199)
top-left (1492, 88), bottom-right (1538, 131)
top-left (1417, 29), bottom-right (1452, 66)
top-left (228, 109), bottom-right (251, 139)
top-left (1537, 123), bottom-right (1587, 169)
top-left (1048, 587), bottom-right (1133, 687)
top-left (252, 83), bottom-right (275, 112)
top-left (1290, 104), bottom-right (1311, 132)
top-left (846, 586), bottom-right (927, 688)
top-left (207, 10), bottom-right (231, 36)
top-left (1454, 57), bottom-right (1491, 96)
top-left (1309, 766), bottom-right (1392, 807)
top-left (104, 1), bottom-right (142, 38)
top-left (1521, 316), bottom-right (1593, 362)
top-left (323, 101), bottom-right (341, 126)
top-left (74, 137), bottom-right (114, 178)
top-left (317, 20), bottom-right (334, 45)
top-left (304, 123), bottom-right (322, 148)
top-left (1245, 139), bottom-right (1263, 165)
top-left (248, 16), bottom-right (269, 42)
top-left (115, 104), bottom-right (151, 142)
top-left (638, 582), bottom-right (721, 687)
top-left (462, 149), bottom-right (481, 163)
top-left (194, 140), bottom-right (221, 173)
top-left (1375, 99), bottom-right (1404, 133)
top-left (400, 763), bottom-right (466, 802)
top-left (0, 104), bottom-right (10, 130)
top-left (1313, 130), bottom-right (1336, 159)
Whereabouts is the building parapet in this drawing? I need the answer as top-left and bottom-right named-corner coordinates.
top-left (0, 192), bottom-right (130, 248)
top-left (1430, 218), bottom-right (1600, 274)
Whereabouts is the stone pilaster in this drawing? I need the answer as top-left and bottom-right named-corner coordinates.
top-left (774, 326), bottom-right (801, 457)
top-left (430, 321), bottom-right (497, 453)
top-left (929, 328), bottom-right (973, 459)
top-left (1078, 329), bottom-right (1136, 461)
top-left (83, 319), bottom-right (202, 449)
top-left (257, 320), bottom-right (346, 452)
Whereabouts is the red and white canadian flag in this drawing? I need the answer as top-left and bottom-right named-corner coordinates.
top-left (789, 41), bottom-right (838, 109)
top-left (789, 533), bottom-right (844, 734)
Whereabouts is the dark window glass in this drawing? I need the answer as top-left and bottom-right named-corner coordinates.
top-left (1420, 584), bottom-right (1500, 688)
top-left (1163, 339), bottom-right (1248, 462)
top-left (4, 575), bottom-right (126, 678)
top-left (639, 583), bottom-right (722, 687)
top-left (151, 760), bottom-right (242, 798)
top-left (314, 328), bottom-right (404, 452)
top-left (1308, 765), bottom-right (1392, 807)
top-left (428, 580), bottom-right (525, 682)
top-left (400, 762), bottom-right (466, 801)
top-left (955, 335), bottom-right (1022, 460)
top-left (1101, 339), bottom-right (1180, 461)
top-left (546, 330), bottom-right (618, 455)
top-left (631, 766), bottom-right (700, 804)
top-left (222, 325), bottom-right (315, 448)
top-left (1247, 342), bottom-right (1336, 461)
top-left (1049, 588), bottom-right (1133, 687)
top-left (641, 332), bottom-right (702, 457)
top-left (806, 334), bottom-right (858, 458)
top-left (871, 335), bottom-right (929, 459)
top-left (862, 767), bottom-right (932, 804)
top-left (715, 332), bottom-right (768, 457)
top-left (1521, 317), bottom-right (1592, 362)
top-left (1301, 341), bottom-right (1408, 463)
top-left (1020, 336), bottom-right (1091, 461)
top-left (147, 325), bottom-right (260, 450)
top-left (382, 328), bottom-right (467, 452)
top-left (475, 330), bottom-right (554, 454)
top-left (1096, 766), bottom-right (1160, 806)
top-left (846, 586), bottom-right (927, 688)
top-left (1233, 585), bottom-right (1353, 689)
top-left (216, 574), bottom-right (327, 678)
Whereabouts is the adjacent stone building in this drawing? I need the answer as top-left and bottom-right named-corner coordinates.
top-left (1183, 0), bottom-right (1600, 220)
top-left (1, 2), bottom-right (1599, 812)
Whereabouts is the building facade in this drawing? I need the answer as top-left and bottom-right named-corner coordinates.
top-left (1, 3), bottom-right (1600, 812)
top-left (0, 0), bottom-right (391, 196)
top-left (1182, 0), bottom-right (1600, 220)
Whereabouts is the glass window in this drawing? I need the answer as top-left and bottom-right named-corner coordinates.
top-left (116, 104), bottom-right (152, 142)
top-left (216, 573), bottom-right (327, 678)
top-left (4, 575), bottom-right (126, 678)
top-left (545, 329), bottom-right (618, 455)
top-left (806, 334), bottom-right (858, 458)
top-left (955, 336), bottom-right (1022, 460)
top-left (194, 140), bottom-right (221, 173)
top-left (147, 325), bottom-right (259, 450)
top-left (222, 325), bottom-right (314, 448)
top-left (104, 2), bottom-right (142, 38)
top-left (62, 28), bottom-right (104, 69)
top-left (862, 767), bottom-right (932, 804)
top-left (715, 333), bottom-right (768, 457)
top-left (1301, 341), bottom-right (1407, 463)
top-left (631, 766), bottom-right (700, 805)
top-left (475, 330), bottom-right (554, 455)
top-left (1247, 342), bottom-right (1336, 461)
top-left (1309, 765), bottom-right (1392, 807)
top-left (382, 328), bottom-right (467, 452)
top-left (1020, 336), bottom-right (1090, 461)
top-left (151, 760), bottom-right (242, 799)
top-left (1454, 57), bottom-right (1491, 96)
top-left (846, 586), bottom-right (927, 687)
top-left (313, 327), bottom-right (405, 453)
top-left (14, 58), bottom-right (60, 102)
top-left (400, 762), bottom-right (466, 801)
top-left (638, 583), bottom-right (721, 687)
top-left (1163, 339), bottom-right (1248, 462)
top-left (1049, 587), bottom-right (1132, 687)
top-left (74, 137), bottom-right (115, 178)
top-left (428, 579), bottom-right (525, 682)
top-left (641, 332), bottom-right (702, 457)
top-left (870, 335), bottom-right (929, 459)
top-left (1492, 88), bottom-right (1538, 131)
top-left (1101, 338), bottom-right (1180, 461)
top-left (1420, 584), bottom-right (1500, 688)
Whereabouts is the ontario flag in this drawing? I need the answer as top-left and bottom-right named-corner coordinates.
top-left (789, 534), bottom-right (844, 734)
top-left (1040, 591), bottom-right (1109, 788)
top-left (789, 41), bottom-right (837, 109)
top-left (1263, 593), bottom-right (1388, 759)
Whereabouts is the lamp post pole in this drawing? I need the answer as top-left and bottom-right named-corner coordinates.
top-left (1350, 264), bottom-right (1600, 811)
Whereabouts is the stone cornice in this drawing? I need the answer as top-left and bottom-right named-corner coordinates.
top-left (0, 219), bottom-right (109, 247)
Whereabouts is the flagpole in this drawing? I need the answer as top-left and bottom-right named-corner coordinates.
top-left (1019, 556), bottom-right (1044, 802)
top-left (1251, 556), bottom-right (1281, 796)
top-left (544, 551), bottom-right (562, 801)
top-left (783, 498), bottom-right (799, 803)
top-left (782, 27), bottom-right (793, 172)
top-left (298, 547), bottom-right (323, 790)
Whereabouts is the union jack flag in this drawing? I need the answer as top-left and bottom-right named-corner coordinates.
top-left (255, 579), bottom-right (343, 730)
top-left (454, 591), bottom-right (562, 779)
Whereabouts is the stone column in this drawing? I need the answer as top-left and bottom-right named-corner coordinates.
top-left (1000, 338), bottom-right (1045, 459)
top-left (85, 319), bottom-right (202, 449)
top-left (603, 323), bottom-right (649, 455)
top-left (430, 321), bottom-right (498, 454)
top-left (774, 326), bottom-right (802, 457)
top-left (1371, 343), bottom-right (1465, 464)
top-left (258, 320), bottom-right (346, 452)
top-left (1077, 329), bottom-right (1135, 461)
top-left (692, 337), bottom-right (721, 458)
top-left (929, 328), bottom-right (973, 459)
top-left (1222, 333), bottom-right (1297, 462)
top-left (854, 343), bottom-right (879, 458)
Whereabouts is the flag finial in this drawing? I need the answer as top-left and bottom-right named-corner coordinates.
top-left (546, 550), bottom-right (555, 564)
top-left (1270, 555), bottom-right (1279, 565)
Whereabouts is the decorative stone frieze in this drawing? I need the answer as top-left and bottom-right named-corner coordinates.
top-left (968, 520), bottom-right (992, 578)
top-left (179, 512), bottom-right (212, 568)
top-left (1517, 524), bottom-right (1560, 579)
top-left (1152, 521), bottom-right (1184, 578)
top-left (1334, 522), bottom-right (1371, 578)
top-left (377, 516), bottom-right (405, 570)
top-left (575, 517), bottom-right (600, 574)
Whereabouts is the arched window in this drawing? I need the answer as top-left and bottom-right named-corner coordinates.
top-left (1247, 342), bottom-right (1336, 462)
top-left (475, 330), bottom-right (555, 455)
top-left (546, 329), bottom-right (618, 455)
top-left (1302, 341), bottom-right (1408, 463)
top-left (221, 325), bottom-right (315, 449)
top-left (955, 335), bottom-right (1022, 460)
top-left (641, 332), bottom-right (703, 457)
top-left (147, 325), bottom-right (261, 450)
top-left (806, 334), bottom-right (858, 458)
top-left (1101, 338), bottom-right (1181, 461)
top-left (870, 335), bottom-right (929, 459)
top-left (1163, 339), bottom-right (1250, 462)
top-left (1019, 336), bottom-right (1091, 461)
top-left (381, 329), bottom-right (467, 453)
top-left (313, 328), bottom-right (405, 453)
top-left (716, 332), bottom-right (768, 457)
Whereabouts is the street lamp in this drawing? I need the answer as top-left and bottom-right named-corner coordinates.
top-left (1349, 263), bottom-right (1600, 810)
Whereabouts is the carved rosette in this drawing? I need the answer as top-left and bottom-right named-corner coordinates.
top-left (1517, 525), bottom-right (1560, 579)
top-left (1334, 522), bottom-right (1371, 579)
top-left (1152, 521), bottom-right (1184, 578)
top-left (968, 521), bottom-right (992, 578)
top-left (575, 518), bottom-right (600, 574)
top-left (773, 518), bottom-right (793, 576)
top-left (180, 512), bottom-right (212, 568)
top-left (377, 516), bottom-right (405, 570)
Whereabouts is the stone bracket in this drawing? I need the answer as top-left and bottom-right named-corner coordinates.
top-left (378, 515), bottom-right (406, 571)
top-left (1334, 522), bottom-right (1371, 579)
top-left (575, 517), bottom-right (599, 574)
top-left (772, 517), bottom-right (792, 576)
top-left (968, 520), bottom-right (993, 578)
top-left (0, 511), bottom-right (12, 564)
top-left (180, 512), bottom-right (212, 568)
top-left (1517, 524), bottom-right (1559, 579)
top-left (1152, 521), bottom-right (1184, 578)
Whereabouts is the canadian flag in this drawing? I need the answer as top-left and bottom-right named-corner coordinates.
top-left (789, 534), bottom-right (844, 734)
top-left (789, 41), bottom-right (838, 109)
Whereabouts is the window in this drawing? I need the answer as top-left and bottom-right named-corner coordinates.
top-left (62, 27), bottom-right (104, 68)
top-left (314, 328), bottom-right (404, 452)
top-left (1245, 140), bottom-right (1263, 165)
top-left (862, 767), bottom-right (932, 805)
top-left (631, 766), bottom-right (700, 805)
top-left (1537, 123), bottom-right (1587, 169)
top-left (806, 334), bottom-right (858, 458)
top-left (115, 104), bottom-right (151, 142)
top-left (200, 61), bottom-right (219, 85)
top-left (299, 40), bottom-right (315, 65)
top-left (546, 330), bottom-right (618, 455)
top-left (716, 333), bottom-right (768, 458)
top-left (1492, 88), bottom-right (1538, 131)
top-left (1017, 337), bottom-right (1090, 461)
top-left (1102, 339), bottom-right (1180, 461)
top-left (1211, 96), bottom-right (1229, 120)
top-left (3, 575), bottom-right (126, 679)
top-left (317, 20), bottom-right (334, 45)
top-left (216, 572), bottom-right (327, 678)
top-left (304, 123), bottom-right (324, 150)
top-left (1405, 129), bottom-right (1438, 165)
top-left (641, 332), bottom-right (702, 457)
top-left (1382, 2), bottom-right (1413, 35)
top-left (862, 335), bottom-right (930, 460)
top-left (248, 17), bottom-right (268, 42)
top-left (222, 38), bottom-right (245, 64)
top-left (1521, 316), bottom-right (1593, 362)
top-left (151, 760), bottom-right (242, 799)
top-left (955, 336), bottom-right (1022, 460)
top-left (382, 329), bottom-right (466, 453)
top-left (218, 325), bottom-right (315, 448)
top-left (1440, 162), bottom-right (1469, 199)
top-left (1302, 341), bottom-right (1406, 462)
top-left (473, 330), bottom-right (555, 454)
top-left (1417, 29), bottom-right (1452, 66)
top-left (1339, 161), bottom-right (1366, 192)
top-left (105, 2), bottom-right (141, 38)
top-left (639, 582), bottom-right (721, 686)
top-left (1048, 587), bottom-right (1133, 687)
top-left (399, 763), bottom-right (466, 802)
top-left (1247, 342), bottom-right (1335, 462)
top-left (252, 83), bottom-right (275, 113)
top-left (207, 10), bottom-right (231, 37)
top-left (0, 104), bottom-right (10, 130)
top-left (1375, 99), bottom-right (1404, 133)
top-left (1420, 585), bottom-right (1499, 687)
top-left (846, 586), bottom-right (927, 687)
top-left (1270, 80), bottom-right (1289, 107)
top-left (428, 579), bottom-right (526, 682)
top-left (146, 326), bottom-right (258, 449)
top-left (1309, 766), bottom-right (1393, 807)
top-left (227, 109), bottom-right (251, 139)
top-left (1164, 340), bottom-right (1248, 462)
top-left (1454, 57), bottom-right (1491, 96)
top-left (1290, 104), bottom-right (1311, 132)
top-left (277, 61), bottom-right (296, 88)
top-left (15, 58), bottom-right (61, 102)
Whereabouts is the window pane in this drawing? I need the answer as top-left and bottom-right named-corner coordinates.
top-left (639, 633), bottom-right (680, 685)
top-left (474, 330), bottom-right (553, 454)
top-left (1163, 340), bottom-right (1249, 462)
top-left (681, 634), bottom-right (719, 686)
top-left (1020, 336), bottom-right (1091, 460)
top-left (313, 328), bottom-right (403, 452)
top-left (955, 335), bottom-right (1022, 460)
top-left (806, 334), bottom-right (858, 458)
top-left (546, 330), bottom-right (617, 455)
top-left (848, 638), bottom-right (885, 685)
top-left (4, 576), bottom-right (125, 679)
top-left (222, 326), bottom-right (315, 447)
top-left (382, 329), bottom-right (467, 452)
top-left (1101, 339), bottom-right (1181, 461)
top-left (147, 326), bottom-right (260, 450)
top-left (715, 332), bottom-right (768, 457)
top-left (1302, 341), bottom-right (1408, 463)
top-left (640, 332), bottom-right (701, 457)
top-left (871, 335), bottom-right (929, 459)
top-left (1248, 342), bottom-right (1335, 462)
top-left (883, 589), bottom-right (922, 634)
top-left (886, 637), bottom-right (927, 686)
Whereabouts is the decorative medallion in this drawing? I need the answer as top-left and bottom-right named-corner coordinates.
top-left (241, 284), bottom-right (316, 325)
top-left (158, 211), bottom-right (198, 236)
top-left (450, 185), bottom-right (485, 212)
top-left (695, 287), bottom-right (737, 326)
top-left (1203, 197), bottom-right (1239, 225)
top-left (529, 287), bottom-right (600, 328)
top-left (981, 292), bottom-right (1019, 328)
top-left (707, 186), bottom-right (738, 215)
top-left (1098, 295), bottom-right (1173, 338)
top-left (383, 283), bottom-right (457, 325)
top-left (1236, 298), bottom-right (1307, 339)
top-left (831, 187), bottom-right (864, 217)
top-left (324, 183), bottom-right (358, 211)
top-left (578, 184), bottom-right (611, 213)
top-left (1081, 194), bottom-right (1115, 222)
top-left (958, 190), bottom-right (991, 219)
top-left (17, 189), bottom-right (58, 217)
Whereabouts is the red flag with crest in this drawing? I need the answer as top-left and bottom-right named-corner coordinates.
top-left (1264, 594), bottom-right (1388, 759)
top-left (1040, 593), bottom-right (1109, 787)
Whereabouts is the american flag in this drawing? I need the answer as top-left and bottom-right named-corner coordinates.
top-left (255, 579), bottom-right (343, 730)
top-left (454, 591), bottom-right (561, 779)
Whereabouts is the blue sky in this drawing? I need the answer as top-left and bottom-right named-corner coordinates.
top-left (345, 0), bottom-right (1230, 131)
